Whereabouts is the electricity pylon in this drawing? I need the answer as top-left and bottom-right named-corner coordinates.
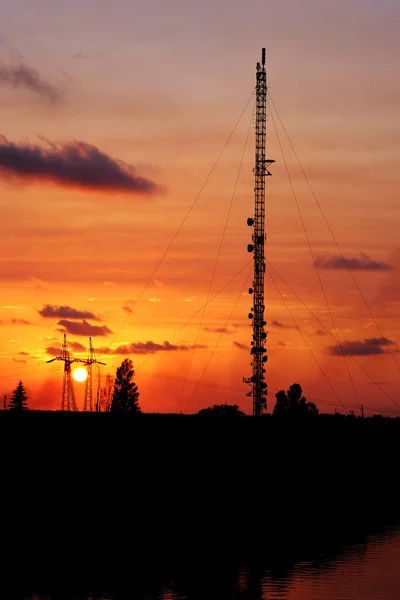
top-left (47, 334), bottom-right (83, 411)
top-left (83, 337), bottom-right (105, 412)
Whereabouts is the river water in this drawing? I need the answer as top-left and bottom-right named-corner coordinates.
top-left (26, 525), bottom-right (400, 600)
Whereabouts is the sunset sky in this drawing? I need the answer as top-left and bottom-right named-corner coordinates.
top-left (0, 0), bottom-right (399, 415)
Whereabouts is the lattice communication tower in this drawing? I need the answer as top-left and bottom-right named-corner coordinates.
top-left (244, 48), bottom-right (274, 416)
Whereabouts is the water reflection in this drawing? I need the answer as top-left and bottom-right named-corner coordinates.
top-left (27, 526), bottom-right (400, 600)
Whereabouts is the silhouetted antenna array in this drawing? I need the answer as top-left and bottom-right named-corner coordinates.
top-left (243, 48), bottom-right (274, 416)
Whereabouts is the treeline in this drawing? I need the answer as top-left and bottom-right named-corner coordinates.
top-left (2, 360), bottom-right (397, 419)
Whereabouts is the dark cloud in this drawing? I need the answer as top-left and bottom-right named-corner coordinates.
top-left (46, 341), bottom-right (86, 356)
top-left (69, 341), bottom-right (86, 352)
top-left (0, 61), bottom-right (62, 103)
top-left (328, 337), bottom-right (396, 356)
top-left (56, 319), bottom-right (113, 337)
top-left (122, 305), bottom-right (133, 314)
top-left (203, 326), bottom-right (236, 334)
top-left (233, 341), bottom-right (248, 350)
top-left (38, 304), bottom-right (99, 320)
top-left (45, 346), bottom-right (61, 357)
top-left (315, 252), bottom-right (392, 271)
top-left (277, 341), bottom-right (286, 347)
top-left (12, 358), bottom-right (26, 363)
top-left (18, 351), bottom-right (30, 356)
top-left (99, 341), bottom-right (208, 356)
top-left (315, 329), bottom-right (328, 336)
top-left (0, 137), bottom-right (161, 195)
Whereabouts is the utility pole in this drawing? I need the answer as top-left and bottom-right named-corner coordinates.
top-left (83, 337), bottom-right (105, 412)
top-left (244, 48), bottom-right (274, 416)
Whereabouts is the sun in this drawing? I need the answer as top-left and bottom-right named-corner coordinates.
top-left (73, 367), bottom-right (88, 383)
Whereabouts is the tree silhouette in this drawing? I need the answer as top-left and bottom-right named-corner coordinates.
top-left (197, 403), bottom-right (245, 416)
top-left (8, 381), bottom-right (28, 411)
top-left (111, 359), bottom-right (141, 413)
top-left (273, 383), bottom-right (318, 417)
top-left (99, 373), bottom-right (114, 412)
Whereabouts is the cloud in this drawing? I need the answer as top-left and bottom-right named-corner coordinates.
top-left (46, 341), bottom-right (86, 356)
top-left (0, 137), bottom-right (161, 195)
top-left (18, 351), bottom-right (30, 356)
top-left (315, 329), bottom-right (328, 336)
top-left (45, 346), bottom-right (61, 357)
top-left (99, 340), bottom-right (208, 355)
top-left (11, 318), bottom-right (32, 325)
top-left (183, 296), bottom-right (196, 302)
top-left (271, 320), bottom-right (296, 329)
top-left (328, 337), bottom-right (396, 356)
top-left (56, 319), bottom-right (113, 337)
top-left (0, 61), bottom-right (62, 103)
top-left (315, 253), bottom-right (393, 271)
top-left (12, 358), bottom-right (26, 363)
top-left (38, 304), bottom-right (99, 320)
top-left (122, 299), bottom-right (136, 314)
top-left (0, 318), bottom-right (31, 325)
top-left (233, 341), bottom-right (248, 350)
top-left (271, 320), bottom-right (285, 328)
top-left (203, 326), bottom-right (237, 334)
top-left (148, 297), bottom-right (161, 303)
top-left (69, 341), bottom-right (86, 352)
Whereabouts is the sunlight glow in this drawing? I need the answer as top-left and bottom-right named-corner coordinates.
top-left (73, 367), bottom-right (88, 383)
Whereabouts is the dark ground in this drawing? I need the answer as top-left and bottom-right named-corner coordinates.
top-left (1, 411), bottom-right (399, 595)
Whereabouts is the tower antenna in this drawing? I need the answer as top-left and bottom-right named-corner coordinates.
top-left (243, 48), bottom-right (274, 416)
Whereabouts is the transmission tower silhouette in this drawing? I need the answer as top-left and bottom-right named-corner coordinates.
top-left (47, 334), bottom-right (80, 411)
top-left (83, 337), bottom-right (105, 412)
top-left (47, 334), bottom-right (105, 411)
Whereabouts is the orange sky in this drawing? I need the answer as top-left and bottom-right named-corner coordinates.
top-left (0, 0), bottom-right (400, 415)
